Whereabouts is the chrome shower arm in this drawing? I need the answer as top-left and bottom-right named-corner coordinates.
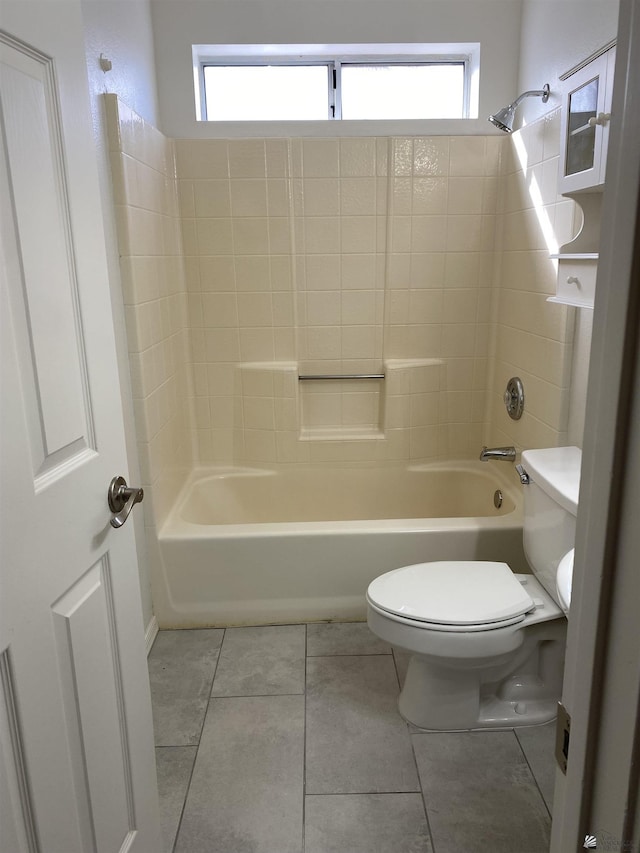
top-left (510, 84), bottom-right (551, 110)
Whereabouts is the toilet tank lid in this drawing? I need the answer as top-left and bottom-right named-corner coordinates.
top-left (521, 446), bottom-right (582, 516)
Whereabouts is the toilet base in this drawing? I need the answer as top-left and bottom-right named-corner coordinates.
top-left (394, 616), bottom-right (566, 730)
top-left (400, 680), bottom-right (559, 731)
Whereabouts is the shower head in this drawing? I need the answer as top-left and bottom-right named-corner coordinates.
top-left (488, 83), bottom-right (551, 133)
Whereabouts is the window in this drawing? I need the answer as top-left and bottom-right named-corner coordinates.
top-left (203, 65), bottom-right (330, 121)
top-left (193, 44), bottom-right (479, 122)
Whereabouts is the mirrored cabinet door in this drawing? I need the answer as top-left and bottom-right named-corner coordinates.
top-left (559, 47), bottom-right (615, 194)
top-left (566, 75), bottom-right (599, 176)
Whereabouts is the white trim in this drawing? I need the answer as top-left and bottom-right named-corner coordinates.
top-left (559, 39), bottom-right (617, 81)
top-left (193, 41), bottom-right (480, 60)
top-left (144, 615), bottom-right (159, 657)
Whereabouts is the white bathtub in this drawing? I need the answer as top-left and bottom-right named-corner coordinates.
top-left (155, 461), bottom-right (527, 628)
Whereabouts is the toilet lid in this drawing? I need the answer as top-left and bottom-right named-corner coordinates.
top-left (367, 561), bottom-right (535, 627)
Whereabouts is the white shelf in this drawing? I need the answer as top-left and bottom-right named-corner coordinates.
top-left (547, 295), bottom-right (594, 309)
top-left (550, 252), bottom-right (599, 260)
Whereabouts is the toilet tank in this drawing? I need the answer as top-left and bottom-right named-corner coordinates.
top-left (521, 446), bottom-right (582, 600)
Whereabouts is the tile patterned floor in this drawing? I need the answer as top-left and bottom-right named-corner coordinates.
top-left (149, 623), bottom-right (555, 853)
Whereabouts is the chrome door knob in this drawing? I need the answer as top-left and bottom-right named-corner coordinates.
top-left (108, 476), bottom-right (144, 528)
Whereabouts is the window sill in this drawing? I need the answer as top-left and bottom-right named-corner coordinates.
top-left (184, 118), bottom-right (495, 139)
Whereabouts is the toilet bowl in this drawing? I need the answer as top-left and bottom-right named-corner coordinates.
top-left (366, 446), bottom-right (581, 730)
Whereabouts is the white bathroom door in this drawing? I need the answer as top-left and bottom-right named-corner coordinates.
top-left (0, 5), bottom-right (161, 853)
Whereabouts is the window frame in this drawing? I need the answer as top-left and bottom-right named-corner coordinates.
top-left (193, 44), bottom-right (478, 123)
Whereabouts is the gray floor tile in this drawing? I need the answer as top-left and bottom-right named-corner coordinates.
top-left (305, 793), bottom-right (432, 853)
top-left (155, 746), bottom-right (196, 853)
top-left (413, 731), bottom-right (551, 853)
top-left (307, 622), bottom-right (392, 656)
top-left (175, 695), bottom-right (304, 853)
top-left (306, 655), bottom-right (420, 794)
top-left (211, 625), bottom-right (305, 696)
top-left (148, 629), bottom-right (224, 746)
top-left (516, 722), bottom-right (557, 813)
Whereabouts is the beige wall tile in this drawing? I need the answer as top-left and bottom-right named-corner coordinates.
top-left (306, 291), bottom-right (341, 326)
top-left (410, 216), bottom-right (447, 253)
top-left (341, 178), bottom-right (377, 216)
top-left (449, 137), bottom-right (486, 177)
top-left (302, 139), bottom-right (340, 177)
top-left (239, 328), bottom-right (275, 361)
top-left (304, 254), bottom-right (341, 290)
top-left (304, 217), bottom-right (341, 254)
top-left (232, 218), bottom-right (269, 254)
top-left (202, 293), bottom-right (238, 328)
top-left (303, 178), bottom-right (340, 216)
top-left (268, 218), bottom-right (291, 254)
top-left (341, 254), bottom-right (377, 290)
top-left (341, 216), bottom-right (377, 253)
top-left (340, 138), bottom-right (376, 177)
top-left (413, 178), bottom-right (448, 215)
top-left (237, 292), bottom-right (273, 327)
top-left (192, 180), bottom-right (231, 217)
top-left (175, 139), bottom-right (229, 179)
top-left (228, 140), bottom-right (266, 178)
top-left (413, 138), bottom-right (450, 176)
top-left (197, 218), bottom-right (234, 255)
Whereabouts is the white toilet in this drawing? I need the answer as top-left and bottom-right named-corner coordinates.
top-left (367, 446), bottom-right (581, 730)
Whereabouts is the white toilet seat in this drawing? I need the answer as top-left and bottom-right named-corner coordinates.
top-left (366, 597), bottom-right (528, 632)
top-left (366, 561), bottom-right (536, 633)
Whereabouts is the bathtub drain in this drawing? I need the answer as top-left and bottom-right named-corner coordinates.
top-left (493, 489), bottom-right (503, 509)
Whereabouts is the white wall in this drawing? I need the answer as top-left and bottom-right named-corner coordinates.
top-left (150, 0), bottom-right (523, 137)
top-left (81, 0), bottom-right (160, 632)
top-left (517, 0), bottom-right (619, 126)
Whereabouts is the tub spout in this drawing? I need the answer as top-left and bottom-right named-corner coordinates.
top-left (479, 446), bottom-right (516, 462)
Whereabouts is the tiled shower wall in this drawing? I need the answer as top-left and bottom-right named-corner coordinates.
top-left (106, 93), bottom-right (582, 518)
top-left (175, 133), bottom-right (504, 464)
top-left (485, 109), bottom-right (578, 450)
top-left (105, 95), bottom-right (193, 532)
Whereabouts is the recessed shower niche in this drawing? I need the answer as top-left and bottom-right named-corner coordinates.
top-left (299, 375), bottom-right (385, 438)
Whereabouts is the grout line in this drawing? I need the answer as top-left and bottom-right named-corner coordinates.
top-left (208, 691), bottom-right (305, 701)
top-left (391, 648), bottom-right (403, 690)
top-left (305, 790), bottom-right (424, 797)
top-left (405, 696), bottom-right (438, 853)
top-left (167, 743), bottom-right (198, 853)
top-left (514, 726), bottom-right (554, 820)
top-left (170, 626), bottom-right (226, 853)
top-left (306, 651), bottom-right (392, 659)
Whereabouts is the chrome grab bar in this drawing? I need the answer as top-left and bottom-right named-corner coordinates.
top-left (298, 373), bottom-right (385, 381)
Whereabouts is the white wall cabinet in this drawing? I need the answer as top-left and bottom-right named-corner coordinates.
top-left (550, 46), bottom-right (616, 308)
top-left (558, 47), bottom-right (615, 195)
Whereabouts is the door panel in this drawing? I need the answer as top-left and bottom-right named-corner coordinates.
top-left (1, 42), bottom-right (93, 482)
top-left (51, 558), bottom-right (134, 853)
top-left (0, 4), bottom-right (161, 851)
